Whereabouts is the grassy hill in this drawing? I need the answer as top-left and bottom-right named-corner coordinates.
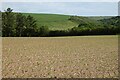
top-left (2, 8), bottom-right (119, 37)
top-left (23, 13), bottom-right (78, 30)
top-left (23, 13), bottom-right (115, 30)
top-left (87, 16), bottom-right (112, 20)
top-left (68, 16), bottom-right (102, 27)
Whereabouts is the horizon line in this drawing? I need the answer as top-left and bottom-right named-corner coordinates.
top-left (1, 11), bottom-right (117, 16)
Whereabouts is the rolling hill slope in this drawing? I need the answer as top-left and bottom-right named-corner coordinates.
top-left (23, 13), bottom-right (78, 30)
top-left (23, 13), bottom-right (115, 30)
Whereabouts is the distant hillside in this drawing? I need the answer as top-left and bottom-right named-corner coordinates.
top-left (3, 8), bottom-right (119, 37)
top-left (23, 13), bottom-right (117, 30)
top-left (99, 16), bottom-right (120, 27)
top-left (68, 16), bottom-right (105, 28)
top-left (87, 16), bottom-right (112, 20)
top-left (23, 13), bottom-right (78, 30)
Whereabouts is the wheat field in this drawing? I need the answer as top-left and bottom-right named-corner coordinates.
top-left (2, 36), bottom-right (118, 78)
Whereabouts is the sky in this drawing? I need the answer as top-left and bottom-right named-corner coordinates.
top-left (118, 2), bottom-right (120, 16)
top-left (1, 0), bottom-right (120, 2)
top-left (1, 2), bottom-right (119, 16)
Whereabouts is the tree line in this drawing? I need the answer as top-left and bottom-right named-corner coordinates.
top-left (2, 8), bottom-right (49, 37)
top-left (2, 8), bottom-right (120, 37)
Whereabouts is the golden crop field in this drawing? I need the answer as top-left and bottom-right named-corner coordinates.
top-left (2, 36), bottom-right (118, 78)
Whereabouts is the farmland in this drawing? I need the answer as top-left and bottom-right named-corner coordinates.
top-left (23, 13), bottom-right (78, 30)
top-left (3, 9), bottom-right (119, 37)
top-left (23, 13), bottom-right (112, 30)
top-left (2, 36), bottom-right (118, 78)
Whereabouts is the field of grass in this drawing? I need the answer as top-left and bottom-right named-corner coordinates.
top-left (2, 36), bottom-right (118, 78)
top-left (88, 16), bottom-right (112, 20)
top-left (23, 13), bottom-right (113, 30)
top-left (23, 13), bottom-right (78, 30)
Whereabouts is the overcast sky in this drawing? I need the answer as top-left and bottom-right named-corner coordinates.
top-left (1, 0), bottom-right (120, 2)
top-left (1, 2), bottom-right (118, 16)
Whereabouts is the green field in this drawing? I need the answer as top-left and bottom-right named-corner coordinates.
top-left (23, 13), bottom-right (113, 30)
top-left (23, 13), bottom-right (78, 30)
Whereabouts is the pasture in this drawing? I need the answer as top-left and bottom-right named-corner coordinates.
top-left (2, 36), bottom-right (118, 78)
top-left (23, 13), bottom-right (78, 30)
top-left (23, 13), bottom-right (112, 31)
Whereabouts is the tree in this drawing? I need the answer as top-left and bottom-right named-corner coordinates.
top-left (0, 11), bottom-right (2, 36)
top-left (16, 13), bottom-right (26, 36)
top-left (2, 8), bottom-right (16, 36)
top-left (39, 26), bottom-right (49, 36)
top-left (2, 8), bottom-right (39, 37)
top-left (25, 15), bottom-right (37, 36)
